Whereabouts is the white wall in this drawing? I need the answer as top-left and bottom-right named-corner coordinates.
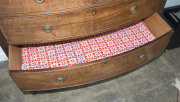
top-left (165, 0), bottom-right (180, 8)
top-left (0, 47), bottom-right (8, 62)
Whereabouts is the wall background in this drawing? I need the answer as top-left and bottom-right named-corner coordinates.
top-left (0, 0), bottom-right (180, 62)
top-left (165, 0), bottom-right (180, 8)
top-left (0, 47), bottom-right (8, 62)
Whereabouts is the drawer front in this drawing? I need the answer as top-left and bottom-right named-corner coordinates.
top-left (0, 0), bottom-right (109, 15)
top-left (0, 0), bottom-right (162, 45)
top-left (10, 31), bottom-right (172, 91)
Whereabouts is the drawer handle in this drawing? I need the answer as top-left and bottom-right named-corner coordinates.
top-left (130, 6), bottom-right (137, 14)
top-left (34, 0), bottom-right (45, 3)
top-left (43, 25), bottom-right (52, 33)
top-left (56, 77), bottom-right (64, 84)
top-left (139, 54), bottom-right (145, 61)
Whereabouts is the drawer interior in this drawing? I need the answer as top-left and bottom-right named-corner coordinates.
top-left (9, 13), bottom-right (172, 71)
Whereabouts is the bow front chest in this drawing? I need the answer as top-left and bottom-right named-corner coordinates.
top-left (0, 0), bottom-right (173, 91)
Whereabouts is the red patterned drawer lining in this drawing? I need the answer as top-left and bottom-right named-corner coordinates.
top-left (22, 21), bottom-right (155, 70)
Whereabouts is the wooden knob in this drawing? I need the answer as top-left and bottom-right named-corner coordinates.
top-left (34, 0), bottom-right (45, 3)
top-left (56, 77), bottom-right (64, 84)
top-left (43, 25), bottom-right (52, 33)
top-left (130, 6), bottom-right (137, 14)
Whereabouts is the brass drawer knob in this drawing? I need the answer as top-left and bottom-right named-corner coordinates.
top-left (139, 54), bottom-right (145, 61)
top-left (34, 0), bottom-right (45, 3)
top-left (43, 25), bottom-right (52, 33)
top-left (130, 6), bottom-right (137, 14)
top-left (56, 77), bottom-right (64, 84)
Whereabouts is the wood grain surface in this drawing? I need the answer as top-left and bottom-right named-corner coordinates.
top-left (0, 0), bottom-right (110, 17)
top-left (158, 0), bottom-right (167, 14)
top-left (9, 45), bottom-right (22, 71)
top-left (0, 0), bottom-right (165, 18)
top-left (143, 13), bottom-right (172, 38)
top-left (0, 0), bottom-right (162, 45)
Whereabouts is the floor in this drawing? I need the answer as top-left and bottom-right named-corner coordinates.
top-left (0, 47), bottom-right (180, 102)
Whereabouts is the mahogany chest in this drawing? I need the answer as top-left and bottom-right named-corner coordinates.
top-left (0, 0), bottom-right (173, 91)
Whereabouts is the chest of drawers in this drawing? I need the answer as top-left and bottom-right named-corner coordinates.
top-left (0, 0), bottom-right (173, 91)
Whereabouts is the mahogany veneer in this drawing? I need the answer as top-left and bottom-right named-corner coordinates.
top-left (0, 0), bottom-right (163, 45)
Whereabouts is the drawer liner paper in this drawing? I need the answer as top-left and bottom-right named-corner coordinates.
top-left (22, 21), bottom-right (155, 70)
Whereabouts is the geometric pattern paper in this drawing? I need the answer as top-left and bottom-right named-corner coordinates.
top-left (22, 21), bottom-right (156, 70)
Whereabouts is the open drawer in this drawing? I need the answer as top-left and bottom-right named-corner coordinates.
top-left (9, 13), bottom-right (173, 91)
